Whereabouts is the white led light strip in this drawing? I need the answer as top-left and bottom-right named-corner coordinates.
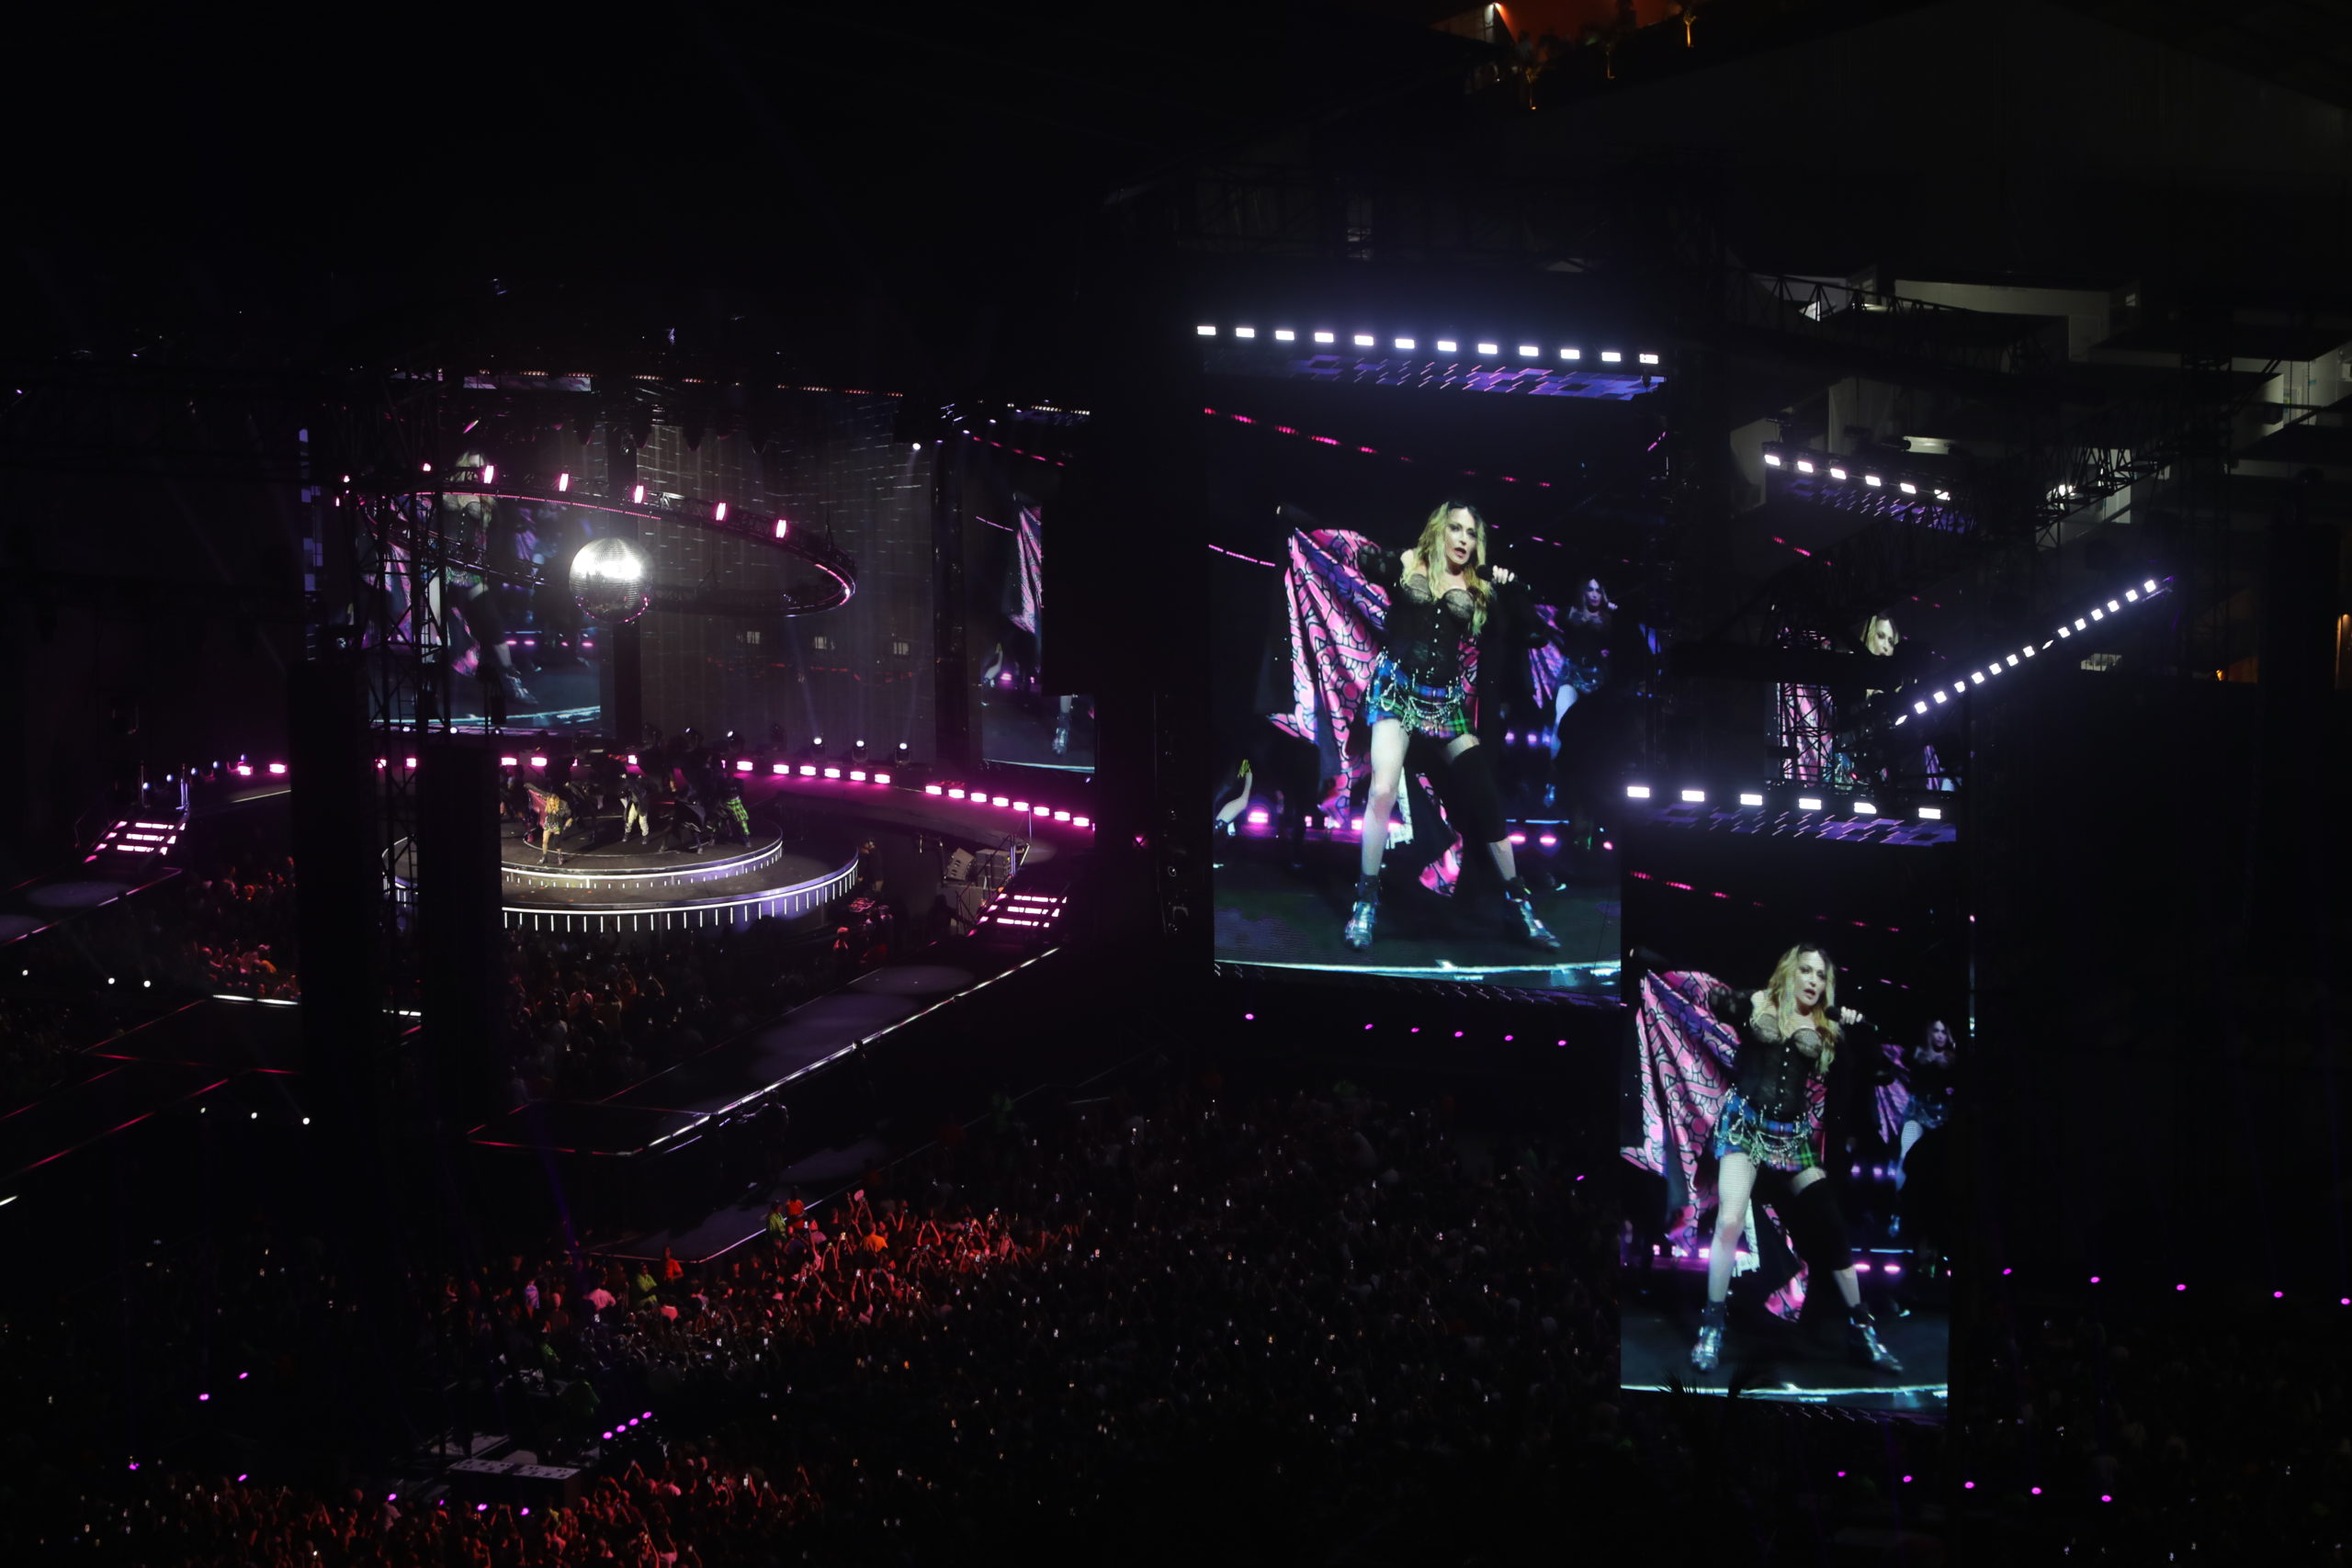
top-left (1197, 324), bottom-right (1658, 367)
top-left (1891, 578), bottom-right (2165, 727)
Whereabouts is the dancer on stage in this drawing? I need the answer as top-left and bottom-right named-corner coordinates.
top-left (1541, 575), bottom-right (1614, 815)
top-left (1684, 944), bottom-right (1902, 1374)
top-left (425, 451), bottom-right (536, 712)
top-left (1346, 502), bottom-right (1556, 953)
top-left (1886, 1017), bottom-right (1957, 1247)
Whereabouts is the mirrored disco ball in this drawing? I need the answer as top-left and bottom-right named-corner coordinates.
top-left (571, 536), bottom-right (653, 625)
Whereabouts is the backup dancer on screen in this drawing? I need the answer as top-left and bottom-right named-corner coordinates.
top-left (1540, 575), bottom-right (1614, 813)
top-left (1884, 1017), bottom-right (1957, 1249)
top-left (1345, 502), bottom-right (1557, 953)
top-left (1685, 944), bottom-right (1901, 1375)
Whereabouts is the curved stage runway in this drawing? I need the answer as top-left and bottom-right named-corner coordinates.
top-left (497, 822), bottom-right (857, 934)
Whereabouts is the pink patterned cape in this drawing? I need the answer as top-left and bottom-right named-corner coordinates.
top-left (1873, 1041), bottom-right (1914, 1145)
top-left (1011, 502), bottom-right (1043, 640)
top-left (1625, 969), bottom-right (1826, 1321)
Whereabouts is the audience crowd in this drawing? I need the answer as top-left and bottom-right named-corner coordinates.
top-left (172, 856), bottom-right (301, 999)
top-left (12, 1046), bottom-right (2352, 1562)
top-left (503, 922), bottom-right (835, 1104)
top-left (2, 811), bottom-right (2339, 1563)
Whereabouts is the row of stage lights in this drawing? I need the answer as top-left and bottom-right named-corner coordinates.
top-left (923, 784), bottom-right (1092, 829)
top-left (1888, 577), bottom-right (2169, 727)
top-left (1239, 807), bottom-right (1587, 851)
top-left (1623, 784), bottom-right (1948, 822)
top-left (1762, 447), bottom-right (1952, 502)
top-left (1196, 323), bottom-right (1661, 367)
top-left (402, 461), bottom-right (799, 537)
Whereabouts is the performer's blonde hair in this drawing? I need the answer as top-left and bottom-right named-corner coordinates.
top-left (1764, 943), bottom-right (1841, 1070)
top-left (1409, 501), bottom-right (1492, 632)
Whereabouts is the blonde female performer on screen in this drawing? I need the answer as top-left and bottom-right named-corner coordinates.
top-left (1687, 943), bottom-right (1902, 1375)
top-left (1345, 501), bottom-right (1556, 953)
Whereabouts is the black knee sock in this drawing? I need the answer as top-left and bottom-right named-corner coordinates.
top-left (1439, 743), bottom-right (1508, 847)
top-left (1786, 1178), bottom-right (1855, 1275)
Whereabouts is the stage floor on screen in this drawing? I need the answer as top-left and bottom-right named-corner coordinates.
top-left (1214, 849), bottom-right (1620, 990)
top-left (1620, 1292), bottom-right (1949, 1411)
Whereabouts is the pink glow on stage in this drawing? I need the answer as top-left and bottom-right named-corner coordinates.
top-left (774, 763), bottom-right (788, 774)
top-left (1507, 831), bottom-right (1526, 844)
top-left (1073, 817), bottom-right (1091, 829)
top-left (266, 762), bottom-right (287, 775)
top-left (1052, 809), bottom-right (1069, 820)
top-left (850, 769), bottom-right (867, 781)
top-left (926, 784), bottom-right (944, 795)
top-left (800, 765), bottom-right (817, 777)
top-left (991, 796), bottom-right (1010, 807)
top-left (873, 773), bottom-right (890, 784)
top-left (501, 755), bottom-right (518, 767)
top-left (1012, 800), bottom-right (1029, 813)
top-left (1538, 834), bottom-right (1557, 847)
top-left (529, 756), bottom-right (548, 768)
top-left (823, 767), bottom-right (841, 778)
top-left (947, 788), bottom-right (966, 798)
top-left (735, 760), bottom-right (753, 773)
top-left (234, 764), bottom-right (253, 777)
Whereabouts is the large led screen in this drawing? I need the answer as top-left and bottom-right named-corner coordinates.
top-left (959, 419), bottom-right (1094, 776)
top-left (356, 456), bottom-right (614, 734)
top-left (1617, 802), bottom-right (1962, 1412)
top-left (1206, 325), bottom-right (1669, 993)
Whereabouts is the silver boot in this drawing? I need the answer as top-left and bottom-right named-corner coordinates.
top-left (1690, 1301), bottom-right (1727, 1372)
top-left (1504, 880), bottom-right (1560, 951)
top-left (1343, 876), bottom-right (1379, 950)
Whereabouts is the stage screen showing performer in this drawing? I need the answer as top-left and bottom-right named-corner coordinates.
top-left (1617, 823), bottom-right (1962, 1411)
top-left (1210, 403), bottom-right (1668, 993)
top-left (966, 457), bottom-right (1093, 774)
top-left (356, 450), bottom-right (610, 732)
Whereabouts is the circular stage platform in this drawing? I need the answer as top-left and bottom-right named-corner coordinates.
top-left (497, 822), bottom-right (856, 934)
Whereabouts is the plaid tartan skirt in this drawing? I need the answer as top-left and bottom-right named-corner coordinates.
top-left (1365, 655), bottom-right (1471, 741)
top-left (1711, 1090), bottom-right (1820, 1173)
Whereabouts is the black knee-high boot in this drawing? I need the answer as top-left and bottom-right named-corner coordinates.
top-left (1792, 1179), bottom-right (1901, 1373)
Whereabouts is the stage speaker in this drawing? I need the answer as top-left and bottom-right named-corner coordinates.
top-left (599, 621), bottom-right (643, 746)
top-left (2259, 513), bottom-right (2339, 696)
top-left (416, 743), bottom-right (505, 1128)
top-left (286, 644), bottom-right (385, 1108)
